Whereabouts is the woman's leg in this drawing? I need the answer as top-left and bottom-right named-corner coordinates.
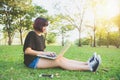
top-left (57, 57), bottom-right (90, 70)
top-left (36, 57), bottom-right (90, 71)
top-left (36, 58), bottom-right (59, 68)
top-left (67, 59), bottom-right (88, 65)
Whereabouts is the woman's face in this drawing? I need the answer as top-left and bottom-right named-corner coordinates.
top-left (42, 27), bottom-right (47, 33)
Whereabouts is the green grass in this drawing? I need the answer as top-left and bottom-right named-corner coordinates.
top-left (0, 45), bottom-right (120, 80)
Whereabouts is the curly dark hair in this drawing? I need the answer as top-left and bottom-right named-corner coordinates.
top-left (33, 17), bottom-right (48, 32)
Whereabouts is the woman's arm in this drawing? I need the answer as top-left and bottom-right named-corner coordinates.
top-left (25, 47), bottom-right (43, 56)
top-left (25, 47), bottom-right (56, 56)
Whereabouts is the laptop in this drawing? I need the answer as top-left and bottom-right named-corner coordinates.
top-left (37, 42), bottom-right (71, 59)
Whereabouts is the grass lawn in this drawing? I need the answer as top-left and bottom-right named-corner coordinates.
top-left (0, 45), bottom-right (120, 80)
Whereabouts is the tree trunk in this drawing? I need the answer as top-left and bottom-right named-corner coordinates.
top-left (19, 30), bottom-right (23, 45)
top-left (78, 31), bottom-right (82, 47)
top-left (93, 24), bottom-right (96, 47)
top-left (62, 30), bottom-right (64, 46)
top-left (98, 34), bottom-right (101, 47)
top-left (8, 31), bottom-right (12, 45)
top-left (118, 27), bottom-right (120, 48)
top-left (90, 36), bottom-right (92, 47)
top-left (8, 19), bottom-right (12, 45)
top-left (106, 32), bottom-right (109, 48)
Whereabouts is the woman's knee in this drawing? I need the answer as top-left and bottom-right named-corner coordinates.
top-left (55, 57), bottom-right (66, 65)
top-left (55, 56), bottom-right (64, 61)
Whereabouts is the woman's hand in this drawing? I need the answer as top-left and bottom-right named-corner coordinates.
top-left (43, 52), bottom-right (56, 57)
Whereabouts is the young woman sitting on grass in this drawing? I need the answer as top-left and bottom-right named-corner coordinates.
top-left (23, 17), bottom-right (101, 72)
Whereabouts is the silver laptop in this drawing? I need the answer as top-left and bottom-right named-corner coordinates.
top-left (37, 42), bottom-right (71, 59)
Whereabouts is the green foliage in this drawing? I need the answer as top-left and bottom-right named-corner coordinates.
top-left (82, 38), bottom-right (90, 45)
top-left (0, 45), bottom-right (120, 80)
top-left (75, 38), bottom-right (90, 46)
top-left (46, 32), bottom-right (56, 44)
top-left (0, 0), bottom-right (33, 45)
top-left (33, 6), bottom-right (47, 17)
top-left (97, 32), bottom-right (120, 48)
top-left (97, 38), bottom-right (107, 46)
top-left (109, 32), bottom-right (120, 48)
top-left (0, 0), bottom-right (48, 45)
top-left (48, 15), bottom-right (75, 46)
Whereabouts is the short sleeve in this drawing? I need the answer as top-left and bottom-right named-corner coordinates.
top-left (23, 31), bottom-right (35, 52)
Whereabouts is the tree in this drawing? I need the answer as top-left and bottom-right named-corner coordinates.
top-left (60, 24), bottom-right (74, 46)
top-left (15, 15), bottom-right (33, 45)
top-left (33, 5), bottom-right (47, 18)
top-left (48, 15), bottom-right (74, 46)
top-left (0, 0), bottom-right (32, 45)
top-left (103, 19), bottom-right (114, 48)
top-left (51, 0), bottom-right (88, 47)
top-left (96, 26), bottom-right (106, 47)
top-left (110, 32), bottom-right (120, 48)
top-left (0, 0), bottom-right (48, 45)
top-left (86, 0), bottom-right (108, 47)
top-left (88, 0), bottom-right (98, 47)
top-left (46, 32), bottom-right (56, 44)
top-left (62, 0), bottom-right (87, 47)
top-left (0, 1), bottom-right (17, 45)
top-left (15, 5), bottom-right (47, 45)
top-left (112, 15), bottom-right (120, 48)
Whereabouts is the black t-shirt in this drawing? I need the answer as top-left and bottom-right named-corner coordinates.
top-left (23, 31), bottom-right (46, 66)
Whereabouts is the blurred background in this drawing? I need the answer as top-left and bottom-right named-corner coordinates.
top-left (0, 0), bottom-right (120, 48)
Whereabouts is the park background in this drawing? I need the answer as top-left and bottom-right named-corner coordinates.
top-left (0, 0), bottom-right (120, 80)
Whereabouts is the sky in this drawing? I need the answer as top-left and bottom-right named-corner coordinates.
top-left (32, 0), bottom-right (120, 17)
top-left (32, 0), bottom-right (120, 42)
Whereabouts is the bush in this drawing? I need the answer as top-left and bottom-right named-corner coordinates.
top-left (46, 32), bottom-right (56, 44)
top-left (74, 38), bottom-right (90, 46)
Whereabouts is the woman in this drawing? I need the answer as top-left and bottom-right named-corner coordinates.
top-left (23, 17), bottom-right (101, 72)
